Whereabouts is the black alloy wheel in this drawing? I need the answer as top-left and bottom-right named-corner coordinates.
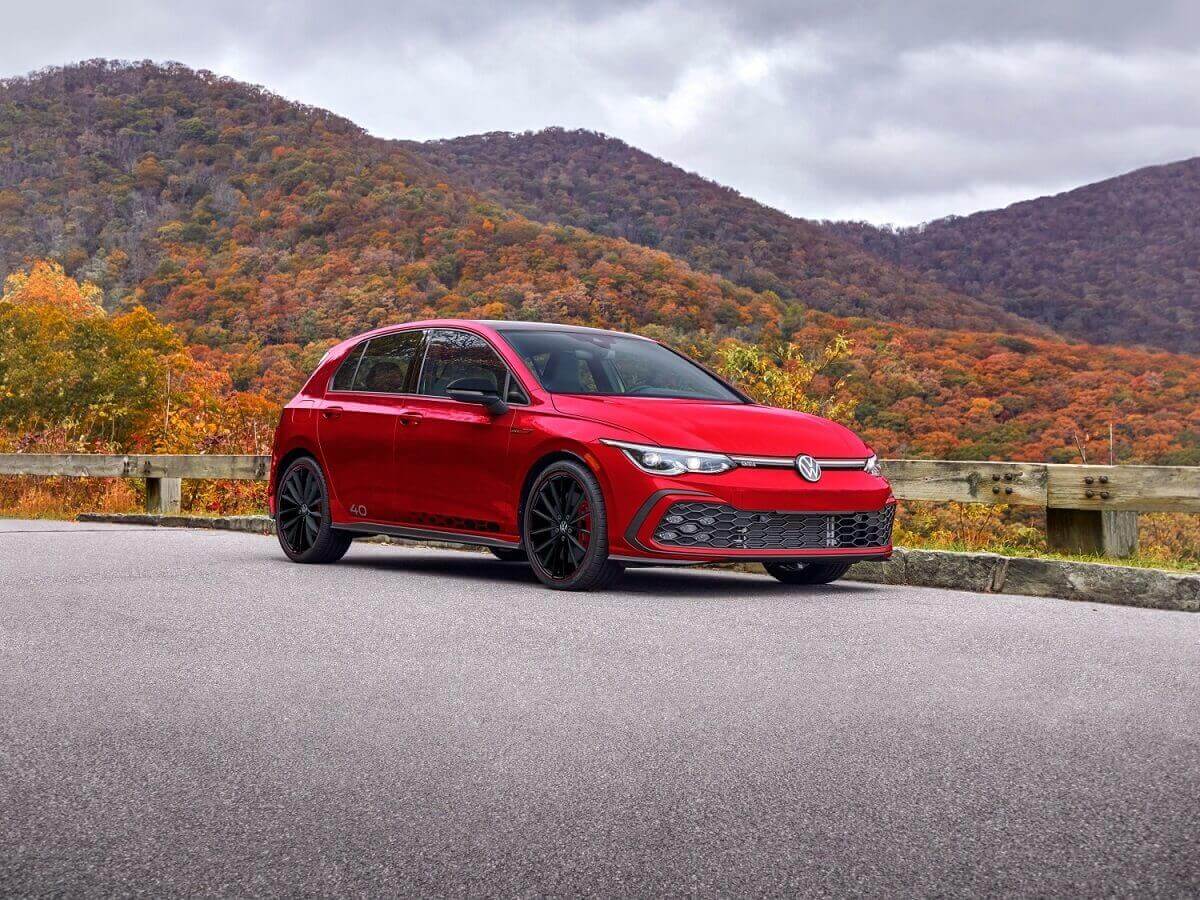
top-left (763, 560), bottom-right (853, 585)
top-left (275, 457), bottom-right (352, 564)
top-left (523, 461), bottom-right (623, 591)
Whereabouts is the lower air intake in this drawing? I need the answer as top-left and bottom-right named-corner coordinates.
top-left (652, 502), bottom-right (894, 551)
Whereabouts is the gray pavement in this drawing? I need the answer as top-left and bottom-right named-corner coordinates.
top-left (2, 520), bottom-right (1198, 897)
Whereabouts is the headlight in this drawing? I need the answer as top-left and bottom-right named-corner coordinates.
top-left (864, 453), bottom-right (882, 476)
top-left (600, 439), bottom-right (736, 476)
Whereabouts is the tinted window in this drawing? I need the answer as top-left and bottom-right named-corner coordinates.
top-left (418, 329), bottom-right (515, 400)
top-left (353, 331), bottom-right (425, 393)
top-left (329, 342), bottom-right (365, 391)
top-left (499, 330), bottom-right (742, 401)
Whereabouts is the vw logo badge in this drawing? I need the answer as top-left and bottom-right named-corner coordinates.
top-left (795, 454), bottom-right (822, 483)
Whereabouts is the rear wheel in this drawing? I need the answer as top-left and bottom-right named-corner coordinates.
top-left (275, 457), bottom-right (352, 564)
top-left (523, 461), bottom-right (623, 591)
top-left (764, 560), bottom-right (853, 585)
top-left (489, 547), bottom-right (528, 563)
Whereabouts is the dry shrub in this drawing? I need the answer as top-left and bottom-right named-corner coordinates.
top-left (893, 501), bottom-right (1044, 553)
top-left (1, 476), bottom-right (139, 519)
top-left (184, 479), bottom-right (268, 516)
top-left (1138, 514), bottom-right (1200, 565)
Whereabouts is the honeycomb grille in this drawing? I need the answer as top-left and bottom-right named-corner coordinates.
top-left (652, 502), bottom-right (894, 551)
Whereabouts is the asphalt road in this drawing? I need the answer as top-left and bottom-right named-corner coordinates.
top-left (2, 520), bottom-right (1198, 897)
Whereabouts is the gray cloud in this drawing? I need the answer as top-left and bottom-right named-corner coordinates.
top-left (4, 0), bottom-right (1199, 224)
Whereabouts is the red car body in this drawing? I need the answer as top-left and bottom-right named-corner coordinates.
top-left (270, 320), bottom-right (894, 570)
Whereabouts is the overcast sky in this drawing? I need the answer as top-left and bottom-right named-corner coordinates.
top-left (5, 0), bottom-right (1200, 224)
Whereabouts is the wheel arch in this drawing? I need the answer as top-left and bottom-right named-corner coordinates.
top-left (270, 444), bottom-right (323, 514)
top-left (517, 448), bottom-right (600, 544)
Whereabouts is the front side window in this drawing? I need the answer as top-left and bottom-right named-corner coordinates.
top-left (418, 329), bottom-right (525, 402)
top-left (499, 330), bottom-right (743, 401)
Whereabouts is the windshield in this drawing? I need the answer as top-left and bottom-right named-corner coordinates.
top-left (498, 330), bottom-right (743, 402)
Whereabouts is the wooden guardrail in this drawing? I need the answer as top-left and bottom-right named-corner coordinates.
top-left (1, 454), bottom-right (1197, 558)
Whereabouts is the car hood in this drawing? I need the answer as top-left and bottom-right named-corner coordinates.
top-left (551, 395), bottom-right (871, 458)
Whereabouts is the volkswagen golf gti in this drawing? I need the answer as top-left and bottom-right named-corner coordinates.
top-left (269, 320), bottom-right (895, 590)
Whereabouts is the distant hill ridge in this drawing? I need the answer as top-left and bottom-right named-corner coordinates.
top-left (414, 128), bottom-right (1200, 355)
top-left (410, 128), bottom-right (1041, 336)
top-left (828, 157), bottom-right (1200, 353)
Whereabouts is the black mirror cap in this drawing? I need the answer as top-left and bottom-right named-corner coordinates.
top-left (446, 378), bottom-right (508, 416)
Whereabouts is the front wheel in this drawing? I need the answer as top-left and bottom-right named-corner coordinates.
top-left (764, 560), bottom-right (853, 585)
top-left (523, 461), bottom-right (623, 591)
top-left (275, 457), bottom-right (352, 564)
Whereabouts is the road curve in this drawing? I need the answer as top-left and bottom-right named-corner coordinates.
top-left (2, 520), bottom-right (1197, 897)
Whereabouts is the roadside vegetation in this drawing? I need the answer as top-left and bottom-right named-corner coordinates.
top-left (2, 261), bottom-right (1197, 570)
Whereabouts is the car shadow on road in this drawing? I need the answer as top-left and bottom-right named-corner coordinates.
top-left (337, 551), bottom-right (878, 598)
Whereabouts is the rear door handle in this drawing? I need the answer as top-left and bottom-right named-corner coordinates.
top-left (398, 413), bottom-right (423, 427)
top-left (321, 406), bottom-right (344, 420)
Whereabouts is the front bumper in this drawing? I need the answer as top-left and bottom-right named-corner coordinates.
top-left (598, 444), bottom-right (895, 563)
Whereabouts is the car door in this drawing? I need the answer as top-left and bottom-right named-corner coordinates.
top-left (317, 330), bottom-right (425, 524)
top-left (394, 328), bottom-right (525, 538)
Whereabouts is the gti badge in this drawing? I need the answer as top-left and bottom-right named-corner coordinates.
top-left (795, 454), bottom-right (822, 483)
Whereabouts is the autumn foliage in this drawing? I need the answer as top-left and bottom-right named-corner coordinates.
top-left (0, 261), bottom-right (276, 513)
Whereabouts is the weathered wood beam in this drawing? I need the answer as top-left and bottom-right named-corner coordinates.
top-left (881, 459), bottom-right (1049, 507)
top-left (0, 454), bottom-right (129, 477)
top-left (1045, 464), bottom-right (1200, 513)
top-left (2, 455), bottom-right (1197, 516)
top-left (0, 454), bottom-right (271, 481)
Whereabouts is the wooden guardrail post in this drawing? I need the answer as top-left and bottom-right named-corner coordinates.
top-left (1046, 509), bottom-right (1138, 558)
top-left (145, 476), bottom-right (182, 515)
top-left (1041, 463), bottom-right (1200, 558)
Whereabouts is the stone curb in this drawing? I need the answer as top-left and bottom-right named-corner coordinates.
top-left (77, 513), bottom-right (1198, 612)
top-left (846, 548), bottom-right (1198, 612)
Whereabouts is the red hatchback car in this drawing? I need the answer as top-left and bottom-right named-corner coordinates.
top-left (269, 320), bottom-right (895, 590)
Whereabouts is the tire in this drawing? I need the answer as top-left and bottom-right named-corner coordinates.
top-left (275, 457), bottom-right (352, 564)
top-left (764, 560), bottom-right (853, 585)
top-left (489, 547), bottom-right (529, 563)
top-left (523, 460), bottom-right (624, 591)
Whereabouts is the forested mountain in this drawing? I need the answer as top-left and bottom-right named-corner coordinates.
top-left (0, 61), bottom-right (780, 394)
top-left (2, 61), bottom-right (1198, 469)
top-left (830, 160), bottom-right (1200, 354)
top-left (410, 129), bottom-right (1038, 335)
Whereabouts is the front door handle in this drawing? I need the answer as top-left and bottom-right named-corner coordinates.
top-left (398, 413), bottom-right (423, 427)
top-left (321, 406), bottom-right (344, 420)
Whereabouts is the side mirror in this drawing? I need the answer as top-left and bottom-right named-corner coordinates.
top-left (446, 377), bottom-right (508, 416)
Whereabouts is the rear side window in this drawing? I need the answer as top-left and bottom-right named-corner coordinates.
top-left (329, 343), bottom-right (365, 392)
top-left (354, 331), bottom-right (425, 393)
top-left (328, 331), bottom-right (424, 393)
top-left (418, 329), bottom-right (522, 401)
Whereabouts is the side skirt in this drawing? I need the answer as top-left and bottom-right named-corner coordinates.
top-left (335, 521), bottom-right (520, 550)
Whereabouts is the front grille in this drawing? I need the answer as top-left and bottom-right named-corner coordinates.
top-left (652, 502), bottom-right (894, 551)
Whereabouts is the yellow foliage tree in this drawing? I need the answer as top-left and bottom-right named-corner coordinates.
top-left (0, 260), bottom-right (277, 453)
top-left (715, 335), bottom-right (856, 421)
